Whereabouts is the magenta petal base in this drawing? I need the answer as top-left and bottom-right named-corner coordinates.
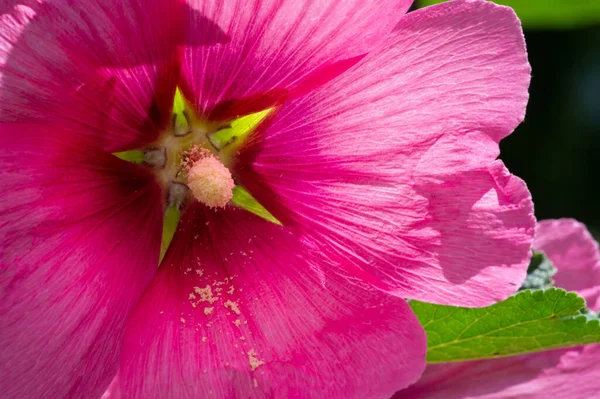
top-left (120, 204), bottom-right (427, 399)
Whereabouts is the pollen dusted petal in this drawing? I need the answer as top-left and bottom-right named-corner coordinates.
top-left (235, 0), bottom-right (534, 307)
top-left (0, 0), bottom-right (187, 151)
top-left (0, 125), bottom-right (163, 398)
top-left (180, 0), bottom-right (413, 119)
top-left (119, 204), bottom-right (426, 399)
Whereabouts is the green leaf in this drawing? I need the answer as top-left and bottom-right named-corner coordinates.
top-left (209, 108), bottom-right (273, 150)
top-left (417, 0), bottom-right (600, 29)
top-left (113, 150), bottom-right (144, 164)
top-left (172, 87), bottom-right (188, 126)
top-left (160, 205), bottom-right (181, 263)
top-left (231, 186), bottom-right (281, 225)
top-left (411, 288), bottom-right (600, 363)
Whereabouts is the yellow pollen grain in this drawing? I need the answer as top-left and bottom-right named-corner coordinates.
top-left (180, 317), bottom-right (186, 324)
top-left (204, 307), bottom-right (214, 315)
top-left (224, 300), bottom-right (241, 315)
top-left (248, 349), bottom-right (265, 371)
top-left (194, 286), bottom-right (218, 304)
top-left (201, 337), bottom-right (207, 343)
top-left (233, 320), bottom-right (241, 327)
top-left (227, 286), bottom-right (235, 295)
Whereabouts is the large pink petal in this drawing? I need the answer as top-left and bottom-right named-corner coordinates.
top-left (119, 203), bottom-right (426, 399)
top-left (0, 0), bottom-right (190, 152)
top-left (533, 219), bottom-right (600, 301)
top-left (396, 344), bottom-right (600, 399)
top-left (180, 0), bottom-right (413, 119)
top-left (0, 125), bottom-right (163, 398)
top-left (235, 0), bottom-right (534, 306)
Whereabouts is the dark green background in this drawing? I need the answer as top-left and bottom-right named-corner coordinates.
top-left (501, 26), bottom-right (600, 233)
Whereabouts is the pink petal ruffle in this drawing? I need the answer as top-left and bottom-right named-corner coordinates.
top-left (0, 125), bottom-right (163, 398)
top-left (119, 203), bottom-right (427, 399)
top-left (396, 219), bottom-right (600, 398)
top-left (534, 219), bottom-right (600, 300)
top-left (235, 0), bottom-right (534, 306)
top-left (397, 345), bottom-right (600, 399)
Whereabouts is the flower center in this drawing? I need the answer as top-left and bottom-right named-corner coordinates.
top-left (113, 88), bottom-right (281, 261)
top-left (140, 89), bottom-right (237, 210)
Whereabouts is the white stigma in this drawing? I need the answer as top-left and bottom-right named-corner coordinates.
top-left (186, 154), bottom-right (235, 209)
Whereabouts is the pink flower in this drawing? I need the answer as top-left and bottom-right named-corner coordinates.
top-left (0, 0), bottom-right (533, 398)
top-left (396, 219), bottom-right (600, 399)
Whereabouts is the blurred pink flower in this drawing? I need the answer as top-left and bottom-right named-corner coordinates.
top-left (396, 219), bottom-right (600, 399)
top-left (0, 0), bottom-right (533, 398)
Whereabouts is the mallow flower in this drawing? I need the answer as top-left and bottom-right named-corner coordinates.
top-left (396, 219), bottom-right (600, 399)
top-left (0, 0), bottom-right (534, 398)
